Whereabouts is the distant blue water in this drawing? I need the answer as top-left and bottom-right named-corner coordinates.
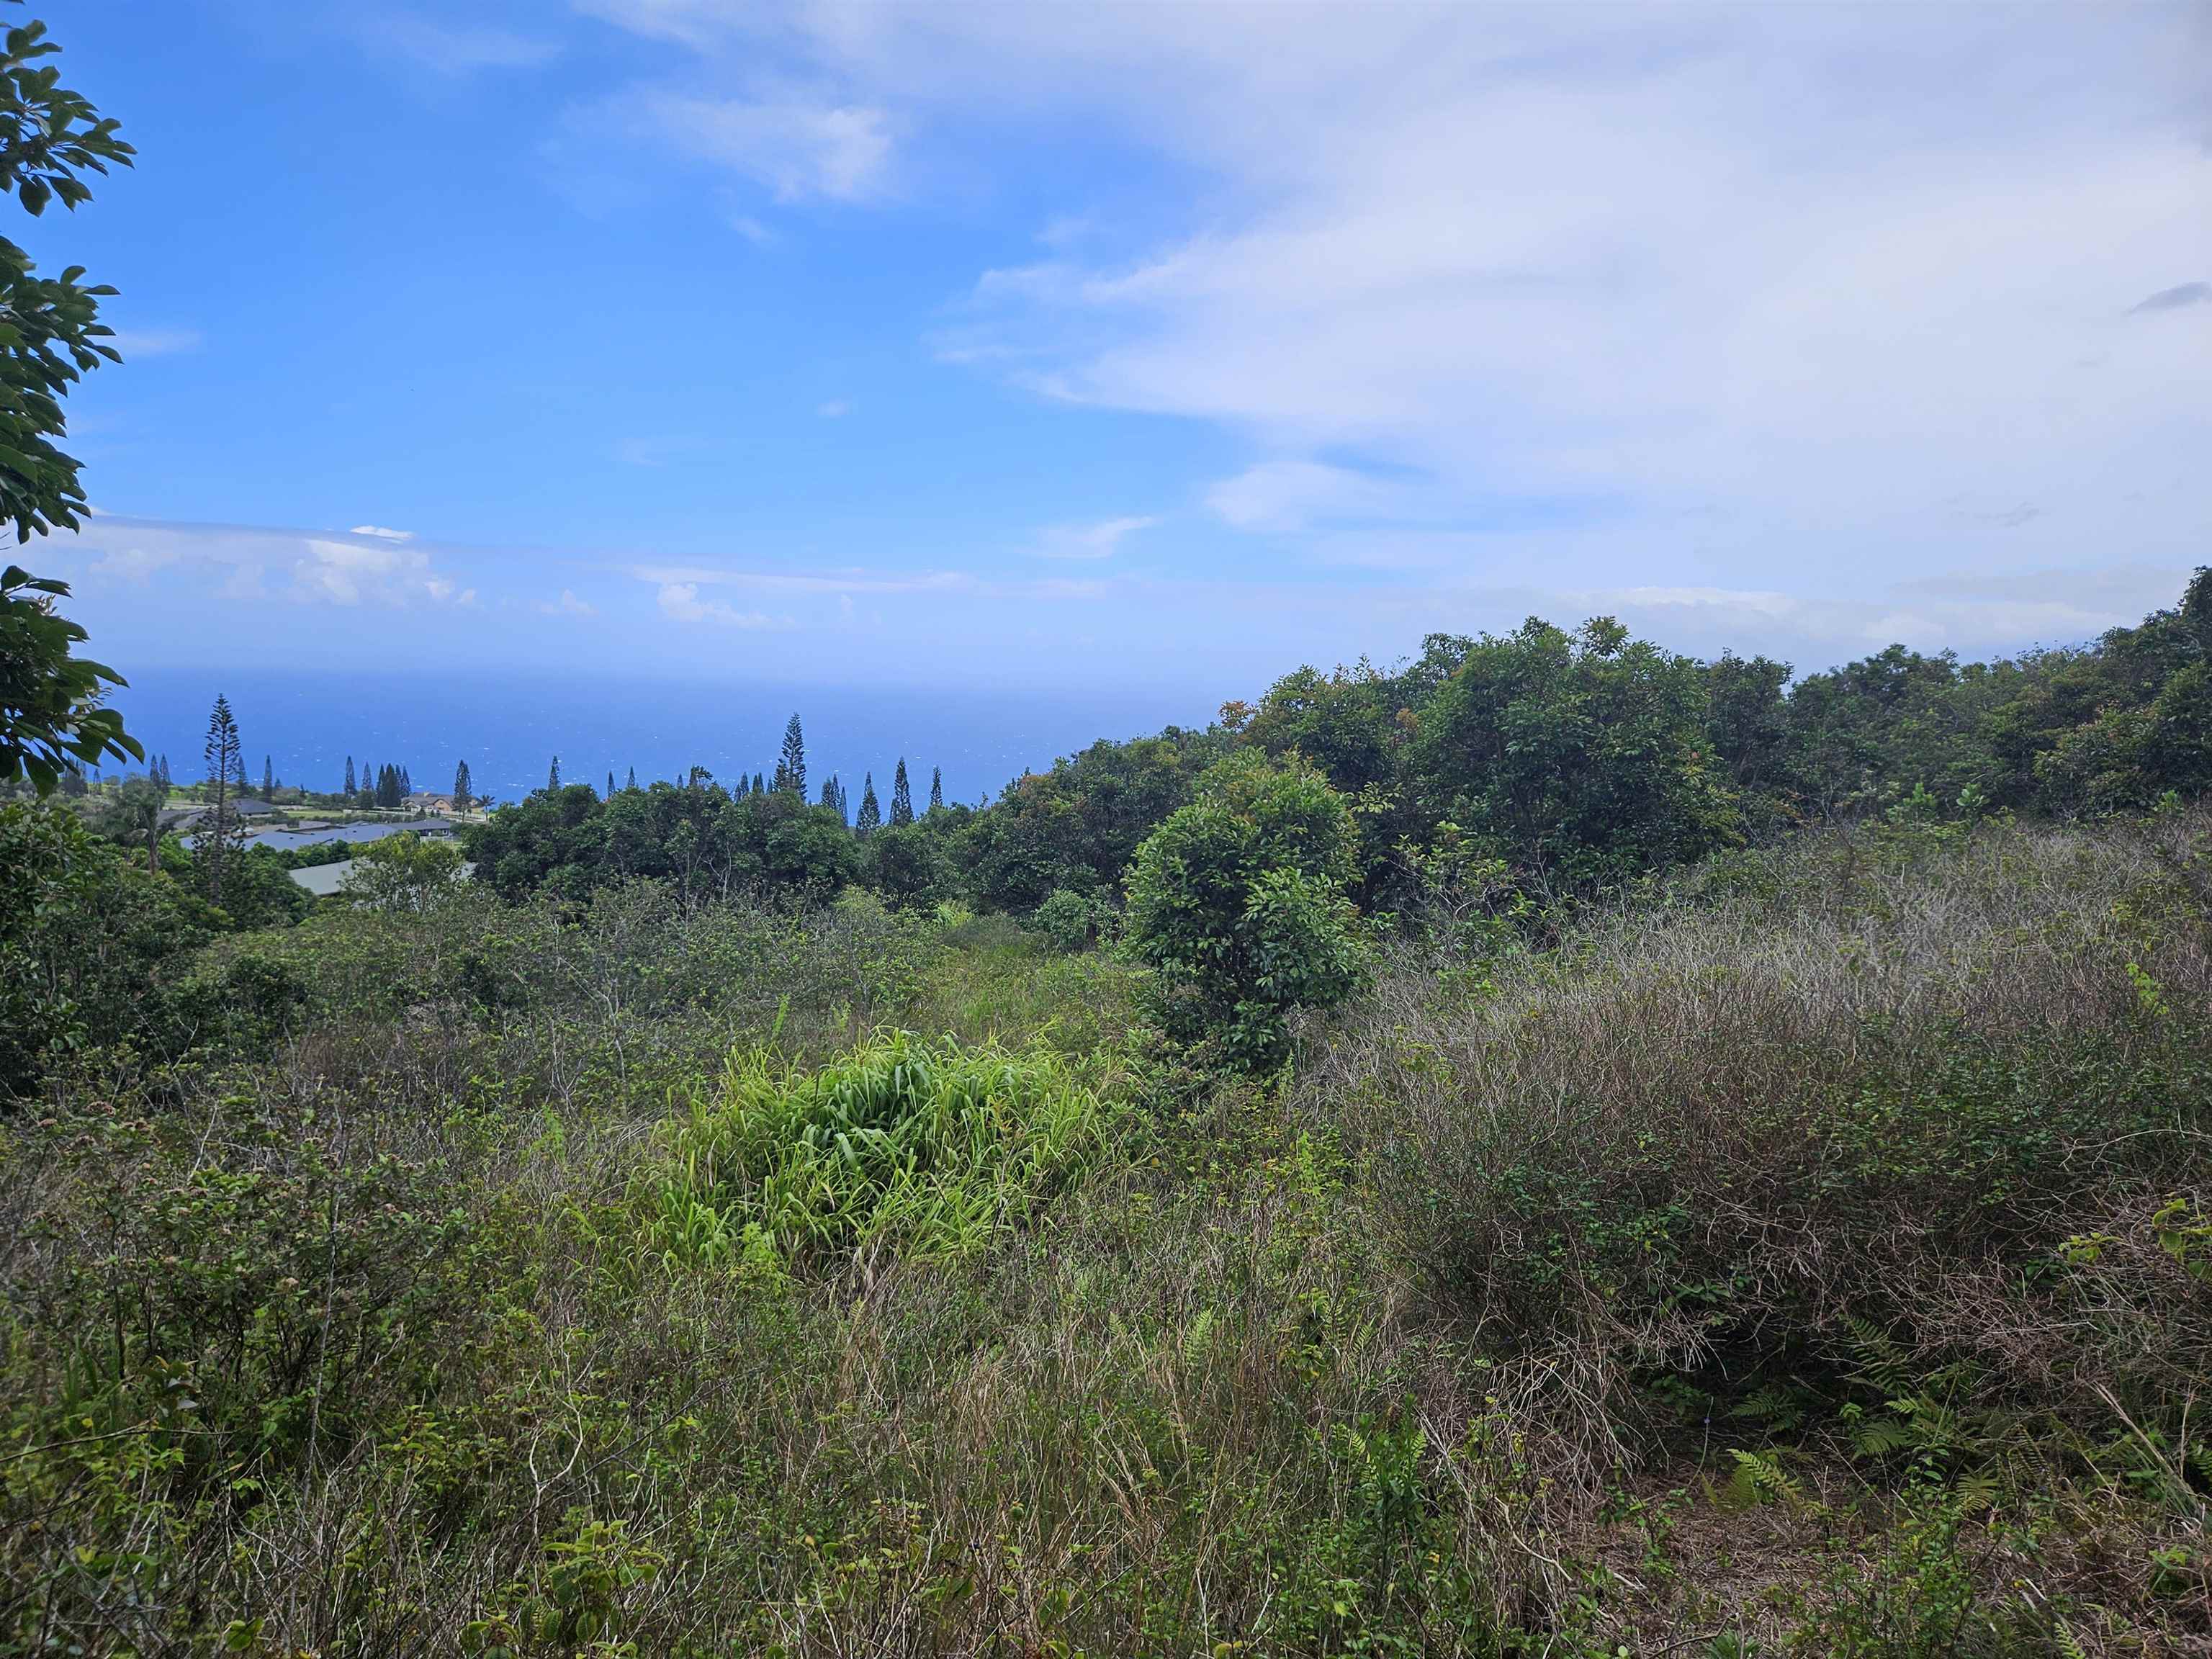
top-left (107, 671), bottom-right (1215, 808)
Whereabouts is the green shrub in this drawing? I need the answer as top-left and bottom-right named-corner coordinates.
top-left (1032, 885), bottom-right (1107, 953)
top-left (1123, 750), bottom-right (1370, 1069)
top-left (0, 801), bottom-right (209, 1096)
top-left (648, 1031), bottom-right (1115, 1264)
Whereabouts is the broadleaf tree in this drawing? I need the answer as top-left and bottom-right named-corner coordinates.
top-left (0, 14), bottom-right (140, 791)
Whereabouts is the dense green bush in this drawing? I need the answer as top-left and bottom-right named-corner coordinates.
top-left (0, 801), bottom-right (207, 1097)
top-left (1031, 884), bottom-right (1109, 952)
top-left (1124, 750), bottom-right (1370, 1067)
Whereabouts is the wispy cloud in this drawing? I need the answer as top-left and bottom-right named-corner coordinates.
top-left (2131, 281), bottom-right (2210, 314)
top-left (379, 15), bottom-right (558, 76)
top-left (614, 436), bottom-right (688, 468)
top-left (89, 545), bottom-right (179, 583)
top-left (55, 515), bottom-right (472, 609)
top-left (1585, 585), bottom-right (1797, 619)
top-left (541, 588), bottom-right (598, 617)
top-left (817, 398), bottom-right (851, 418)
top-left (1206, 463), bottom-right (1394, 535)
top-left (655, 581), bottom-right (795, 629)
top-left (633, 562), bottom-right (976, 596)
top-left (644, 91), bottom-right (891, 202)
top-left (1029, 515), bottom-right (1156, 559)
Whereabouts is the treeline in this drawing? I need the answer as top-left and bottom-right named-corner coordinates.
top-left (473, 715), bottom-right (959, 907)
top-left (469, 568), bottom-right (2212, 915)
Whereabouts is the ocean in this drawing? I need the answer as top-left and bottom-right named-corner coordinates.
top-left (105, 669), bottom-right (1218, 808)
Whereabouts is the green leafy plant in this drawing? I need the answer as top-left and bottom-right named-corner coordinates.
top-left (648, 1031), bottom-right (1115, 1264)
top-left (1123, 750), bottom-right (1370, 1069)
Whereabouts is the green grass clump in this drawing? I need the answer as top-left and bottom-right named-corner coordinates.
top-left (649, 1030), bottom-right (1117, 1266)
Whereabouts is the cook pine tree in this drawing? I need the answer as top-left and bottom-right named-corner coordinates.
top-left (199, 693), bottom-right (245, 907)
top-left (775, 714), bottom-right (806, 796)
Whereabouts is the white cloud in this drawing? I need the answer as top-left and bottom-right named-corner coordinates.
top-left (615, 436), bottom-right (680, 467)
top-left (594, 2), bottom-right (2211, 605)
top-left (89, 546), bottom-right (178, 583)
top-left (349, 524), bottom-right (413, 541)
top-left (52, 515), bottom-right (473, 610)
top-left (1206, 462), bottom-right (1397, 534)
top-left (541, 588), bottom-right (598, 616)
top-left (296, 537), bottom-right (467, 607)
top-left (646, 91), bottom-right (891, 202)
top-left (575, 0), bottom-right (723, 48)
top-left (817, 398), bottom-right (851, 418)
top-left (1029, 515), bottom-right (1156, 559)
top-left (655, 580), bottom-right (795, 628)
top-left (379, 15), bottom-right (557, 75)
top-left (634, 562), bottom-right (976, 596)
top-left (1589, 585), bottom-right (1798, 619)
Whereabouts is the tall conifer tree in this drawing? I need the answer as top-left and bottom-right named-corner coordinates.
top-left (452, 759), bottom-right (472, 816)
top-left (200, 693), bottom-right (243, 907)
top-left (626, 765), bottom-right (637, 791)
top-left (930, 765), bottom-right (943, 813)
top-left (547, 755), bottom-right (560, 792)
top-left (889, 758), bottom-right (914, 827)
top-left (343, 755), bottom-right (355, 795)
top-left (856, 772), bottom-right (881, 836)
top-left (776, 714), bottom-right (806, 796)
top-left (261, 755), bottom-right (273, 799)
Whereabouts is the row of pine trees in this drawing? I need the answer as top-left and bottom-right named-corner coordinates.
top-left (171, 697), bottom-right (950, 840)
top-left (541, 714), bottom-right (946, 835)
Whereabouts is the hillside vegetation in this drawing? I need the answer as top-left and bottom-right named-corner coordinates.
top-left (4, 803), bottom-right (2209, 1655)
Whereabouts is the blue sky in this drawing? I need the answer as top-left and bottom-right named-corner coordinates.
top-left (30, 0), bottom-right (2212, 698)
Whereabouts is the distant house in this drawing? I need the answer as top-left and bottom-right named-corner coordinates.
top-left (405, 792), bottom-right (454, 814)
top-left (159, 797), bottom-right (280, 833)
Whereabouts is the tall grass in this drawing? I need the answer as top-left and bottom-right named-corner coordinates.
top-left (1292, 810), bottom-right (2212, 1641)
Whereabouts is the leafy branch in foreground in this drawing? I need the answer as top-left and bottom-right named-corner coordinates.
top-left (0, 562), bottom-right (135, 788)
top-left (0, 12), bottom-right (137, 791)
top-left (0, 12), bottom-right (132, 541)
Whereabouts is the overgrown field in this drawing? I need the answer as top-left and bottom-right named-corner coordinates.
top-left (4, 814), bottom-right (2210, 1655)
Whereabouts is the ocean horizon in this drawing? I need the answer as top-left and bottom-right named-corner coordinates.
top-left (107, 669), bottom-right (1221, 808)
